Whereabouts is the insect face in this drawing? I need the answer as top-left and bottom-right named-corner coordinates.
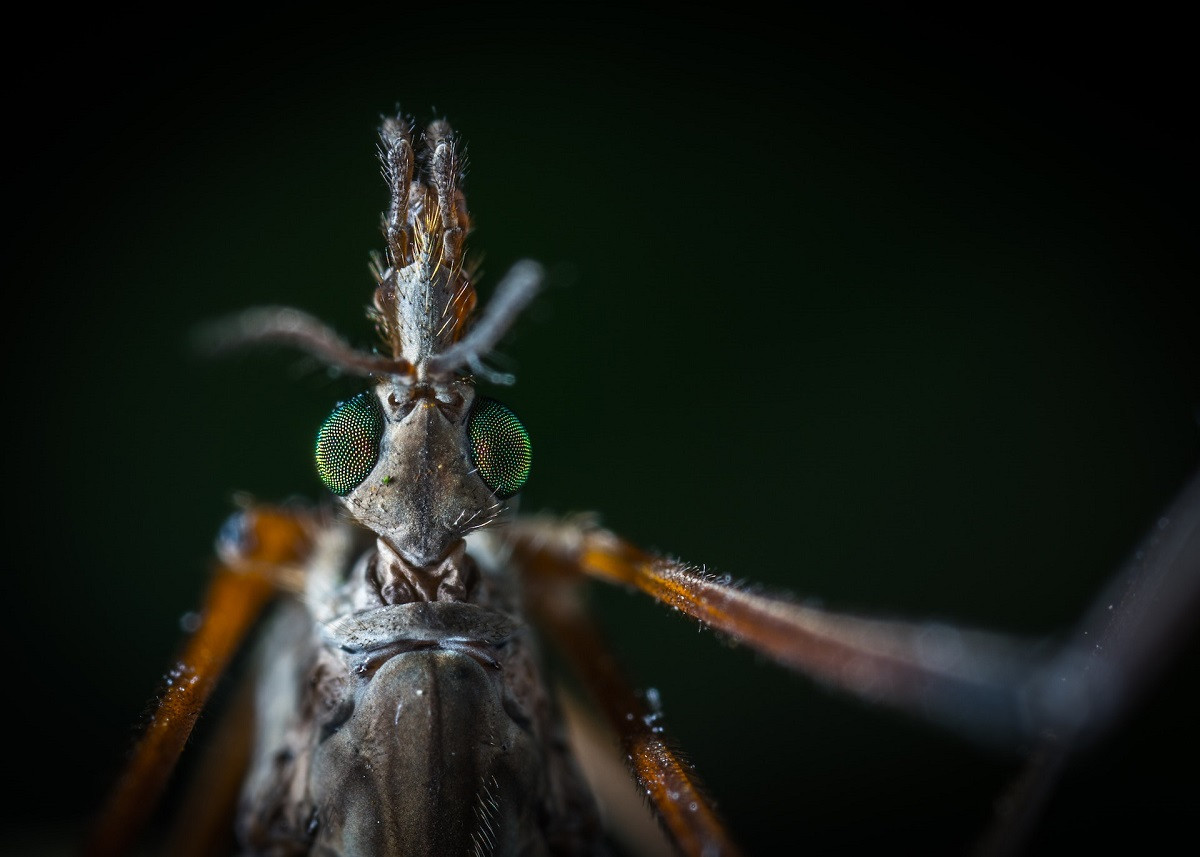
top-left (330, 382), bottom-right (492, 559)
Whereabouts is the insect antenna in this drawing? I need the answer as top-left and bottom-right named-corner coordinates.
top-left (423, 258), bottom-right (543, 382)
top-left (193, 306), bottom-right (415, 379)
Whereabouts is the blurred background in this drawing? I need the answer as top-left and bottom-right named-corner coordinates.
top-left (7, 7), bottom-right (1197, 856)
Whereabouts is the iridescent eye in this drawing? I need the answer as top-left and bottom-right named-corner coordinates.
top-left (468, 398), bottom-right (532, 499)
top-left (314, 392), bottom-right (384, 496)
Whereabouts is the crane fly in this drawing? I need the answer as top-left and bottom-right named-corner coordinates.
top-left (85, 112), bottom-right (1200, 857)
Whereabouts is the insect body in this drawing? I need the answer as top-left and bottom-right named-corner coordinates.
top-left (87, 113), bottom-right (1200, 857)
top-left (207, 117), bottom-right (602, 855)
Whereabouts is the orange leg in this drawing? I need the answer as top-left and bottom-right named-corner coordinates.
top-left (84, 505), bottom-right (316, 857)
top-left (506, 516), bottom-right (1041, 750)
top-left (514, 528), bottom-right (744, 857)
top-left (157, 662), bottom-right (257, 857)
top-left (506, 463), bottom-right (1200, 857)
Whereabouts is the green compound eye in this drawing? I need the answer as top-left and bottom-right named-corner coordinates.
top-left (314, 392), bottom-right (384, 496)
top-left (468, 397), bottom-right (532, 499)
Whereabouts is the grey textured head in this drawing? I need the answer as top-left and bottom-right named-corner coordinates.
top-left (203, 114), bottom-right (541, 588)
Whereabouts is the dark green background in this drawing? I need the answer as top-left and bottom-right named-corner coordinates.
top-left (8, 9), bottom-right (1198, 856)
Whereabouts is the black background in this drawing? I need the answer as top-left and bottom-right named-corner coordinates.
top-left (6, 7), bottom-right (1198, 856)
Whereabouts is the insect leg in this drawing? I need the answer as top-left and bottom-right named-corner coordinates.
top-left (85, 505), bottom-right (317, 857)
top-left (974, 466), bottom-right (1200, 856)
top-left (504, 516), bottom-right (1052, 750)
top-left (512, 525), bottom-right (745, 857)
top-left (507, 465), bottom-right (1200, 843)
top-left (155, 662), bottom-right (257, 857)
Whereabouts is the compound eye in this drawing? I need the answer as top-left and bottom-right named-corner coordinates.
top-left (468, 397), bottom-right (532, 499)
top-left (314, 392), bottom-right (384, 495)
